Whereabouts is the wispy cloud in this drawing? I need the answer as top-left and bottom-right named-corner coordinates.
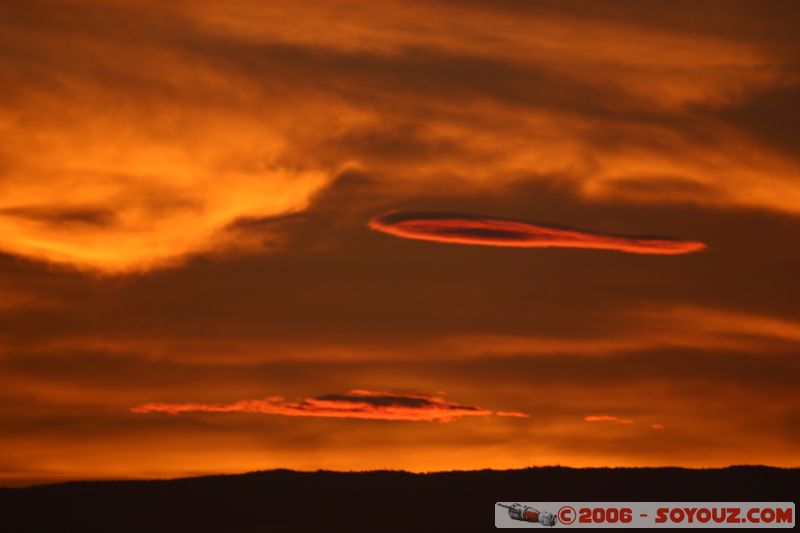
top-left (584, 415), bottom-right (634, 424)
top-left (495, 411), bottom-right (530, 418)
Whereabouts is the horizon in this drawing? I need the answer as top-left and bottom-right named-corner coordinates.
top-left (4, 463), bottom-right (796, 490)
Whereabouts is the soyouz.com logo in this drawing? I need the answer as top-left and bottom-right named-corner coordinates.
top-left (495, 502), bottom-right (795, 528)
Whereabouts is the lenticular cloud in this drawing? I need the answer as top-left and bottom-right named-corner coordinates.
top-left (132, 389), bottom-right (505, 423)
top-left (369, 211), bottom-right (706, 255)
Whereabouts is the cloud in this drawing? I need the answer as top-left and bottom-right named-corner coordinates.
top-left (19, 302), bottom-right (800, 370)
top-left (0, 283), bottom-right (58, 313)
top-left (0, 1), bottom-right (350, 274)
top-left (131, 390), bottom-right (499, 422)
top-left (369, 211), bottom-right (706, 255)
top-left (495, 411), bottom-right (530, 418)
top-left (446, 305), bottom-right (800, 360)
top-left (1, 0), bottom-right (799, 274)
top-left (584, 415), bottom-right (634, 424)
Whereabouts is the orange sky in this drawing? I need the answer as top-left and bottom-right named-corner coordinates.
top-left (1, 0), bottom-right (799, 486)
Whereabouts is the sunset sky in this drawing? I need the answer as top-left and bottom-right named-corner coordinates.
top-left (1, 0), bottom-right (799, 486)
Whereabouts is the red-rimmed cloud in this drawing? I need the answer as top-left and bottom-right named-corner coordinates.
top-left (131, 389), bottom-right (517, 422)
top-left (369, 212), bottom-right (707, 255)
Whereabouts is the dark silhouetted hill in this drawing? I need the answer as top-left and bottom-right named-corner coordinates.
top-left (0, 466), bottom-right (796, 531)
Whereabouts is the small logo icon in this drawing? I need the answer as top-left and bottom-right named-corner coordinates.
top-left (558, 505), bottom-right (576, 525)
top-left (497, 503), bottom-right (558, 527)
